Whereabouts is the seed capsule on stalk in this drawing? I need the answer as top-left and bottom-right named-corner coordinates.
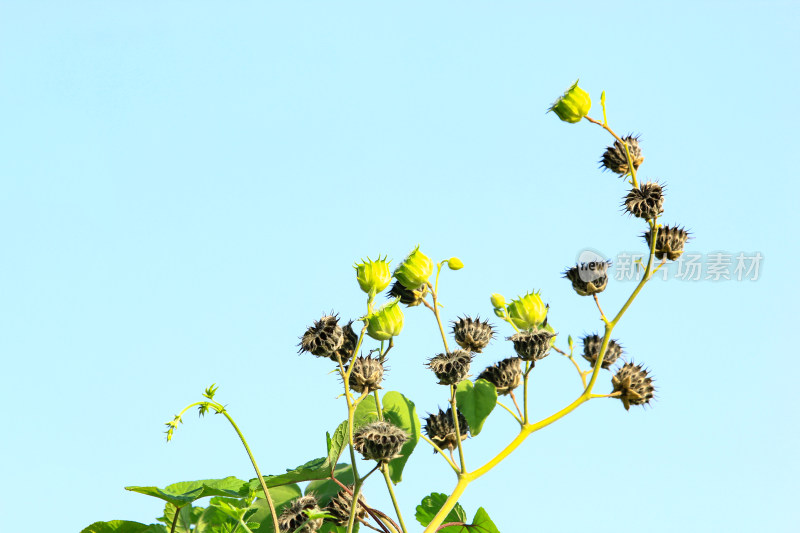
top-left (477, 357), bottom-right (523, 395)
top-left (393, 245), bottom-right (434, 290)
top-left (278, 495), bottom-right (323, 533)
top-left (452, 316), bottom-right (494, 353)
top-left (299, 315), bottom-right (344, 358)
top-left (424, 407), bottom-right (469, 452)
top-left (549, 80), bottom-right (592, 123)
top-left (611, 362), bottom-right (655, 410)
top-left (506, 291), bottom-right (548, 330)
top-left (427, 350), bottom-right (473, 385)
top-left (354, 255), bottom-right (392, 296)
top-left (365, 299), bottom-right (404, 341)
top-left (600, 135), bottom-right (644, 175)
top-left (643, 225), bottom-right (689, 260)
top-left (353, 420), bottom-right (409, 463)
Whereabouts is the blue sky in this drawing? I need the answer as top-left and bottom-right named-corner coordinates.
top-left (1, 1), bottom-right (798, 532)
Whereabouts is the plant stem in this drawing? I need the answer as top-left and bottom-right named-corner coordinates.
top-left (593, 294), bottom-right (609, 324)
top-left (522, 362), bottom-right (532, 423)
top-left (428, 281), bottom-right (450, 353)
top-left (584, 115), bottom-right (639, 188)
top-left (420, 434), bottom-right (461, 472)
top-left (449, 385), bottom-right (467, 473)
top-left (423, 476), bottom-right (469, 533)
top-left (381, 465), bottom-right (408, 533)
top-left (508, 390), bottom-right (523, 420)
top-left (496, 400), bottom-right (523, 425)
top-left (169, 506), bottom-right (182, 533)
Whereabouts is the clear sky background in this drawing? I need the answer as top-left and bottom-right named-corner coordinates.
top-left (1, 1), bottom-right (798, 532)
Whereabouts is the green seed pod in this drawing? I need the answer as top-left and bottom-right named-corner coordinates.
top-left (452, 316), bottom-right (494, 353)
top-left (624, 182), bottom-right (664, 220)
top-left (581, 334), bottom-right (623, 370)
top-left (298, 315), bottom-right (344, 358)
top-left (353, 420), bottom-right (409, 463)
top-left (611, 362), bottom-right (655, 411)
top-left (643, 225), bottom-right (690, 261)
top-left (354, 255), bottom-right (392, 297)
top-left (424, 407), bottom-right (469, 452)
top-left (563, 261), bottom-right (610, 296)
top-left (326, 486), bottom-right (367, 527)
top-left (387, 280), bottom-right (428, 307)
top-left (477, 357), bottom-right (522, 395)
top-left (365, 299), bottom-right (404, 341)
top-left (346, 355), bottom-right (385, 393)
top-left (393, 245), bottom-right (433, 290)
top-left (508, 327), bottom-right (555, 363)
top-left (427, 350), bottom-right (473, 385)
top-left (278, 495), bottom-right (324, 533)
top-left (600, 135), bottom-right (644, 175)
top-left (507, 291), bottom-right (548, 330)
top-left (447, 257), bottom-right (464, 270)
top-left (549, 80), bottom-right (591, 123)
top-left (490, 293), bottom-right (506, 309)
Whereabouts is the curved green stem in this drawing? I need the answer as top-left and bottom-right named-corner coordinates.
top-left (381, 465), bottom-right (408, 533)
top-left (449, 385), bottom-right (467, 473)
top-left (420, 434), bottom-right (461, 473)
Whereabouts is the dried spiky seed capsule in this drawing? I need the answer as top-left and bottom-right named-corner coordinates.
top-left (643, 225), bottom-right (689, 260)
top-left (387, 280), bottom-right (428, 307)
top-left (427, 350), bottom-right (473, 385)
top-left (506, 291), bottom-right (548, 330)
top-left (278, 495), bottom-right (323, 533)
top-left (365, 299), bottom-right (404, 341)
top-left (477, 357), bottom-right (522, 395)
top-left (346, 355), bottom-right (384, 393)
top-left (354, 255), bottom-right (392, 296)
top-left (581, 334), bottom-right (623, 369)
top-left (549, 80), bottom-right (591, 123)
top-left (326, 486), bottom-right (367, 527)
top-left (393, 245), bottom-right (434, 290)
top-left (452, 316), bottom-right (494, 353)
top-left (299, 315), bottom-right (344, 358)
top-left (353, 421), bottom-right (409, 463)
top-left (563, 261), bottom-right (610, 296)
top-left (600, 135), bottom-right (644, 175)
top-left (330, 320), bottom-right (358, 364)
top-left (424, 407), bottom-right (468, 452)
top-left (611, 362), bottom-right (655, 410)
top-left (509, 328), bottom-right (555, 362)
top-left (624, 182), bottom-right (664, 220)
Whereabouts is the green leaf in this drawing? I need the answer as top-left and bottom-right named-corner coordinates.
top-left (304, 464), bottom-right (355, 506)
top-left (455, 379), bottom-right (497, 436)
top-left (381, 391), bottom-right (421, 483)
top-left (438, 507), bottom-right (501, 533)
top-left (415, 492), bottom-right (467, 528)
top-left (158, 503), bottom-right (198, 533)
top-left (126, 477), bottom-right (248, 507)
top-left (80, 522), bottom-right (167, 533)
top-left (327, 396), bottom-right (380, 467)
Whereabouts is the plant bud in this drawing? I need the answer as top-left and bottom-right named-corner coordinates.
top-left (563, 261), bottom-right (610, 296)
top-left (365, 299), bottom-right (404, 341)
top-left (346, 355), bottom-right (385, 393)
top-left (581, 334), bottom-right (623, 369)
top-left (387, 280), bottom-right (428, 307)
top-left (447, 257), bottom-right (464, 270)
top-left (508, 327), bottom-right (555, 362)
top-left (353, 420), bottom-right (409, 463)
top-left (354, 255), bottom-right (392, 296)
top-left (393, 245), bottom-right (433, 290)
top-left (490, 293), bottom-right (506, 309)
top-left (427, 350), bottom-right (473, 385)
top-left (424, 407), bottom-right (469, 451)
top-left (549, 80), bottom-right (591, 123)
top-left (278, 495), bottom-right (323, 533)
top-left (298, 315), bottom-right (344, 358)
top-left (477, 357), bottom-right (522, 395)
top-left (326, 486), bottom-right (367, 527)
top-left (643, 225), bottom-right (690, 260)
top-left (611, 362), bottom-right (655, 410)
top-left (452, 316), bottom-right (494, 353)
top-left (600, 135), bottom-right (644, 175)
top-left (506, 291), bottom-right (548, 330)
top-left (624, 182), bottom-right (664, 220)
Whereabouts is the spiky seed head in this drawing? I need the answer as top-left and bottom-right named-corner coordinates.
top-left (387, 280), bottom-right (428, 307)
top-left (354, 255), bottom-right (392, 297)
top-left (624, 182), bottom-right (664, 220)
top-left (611, 362), bottom-right (655, 411)
top-left (326, 486), bottom-right (367, 527)
top-left (549, 80), bottom-right (592, 123)
top-left (346, 355), bottom-right (384, 393)
top-left (299, 315), bottom-right (344, 358)
top-left (424, 407), bottom-right (469, 452)
top-left (393, 245), bottom-right (434, 290)
top-left (452, 316), bottom-right (494, 353)
top-left (278, 495), bottom-right (323, 533)
top-left (353, 421), bottom-right (409, 463)
top-left (365, 299), bottom-right (404, 341)
top-left (330, 320), bottom-right (358, 364)
top-left (427, 350), bottom-right (473, 385)
top-left (581, 334), bottom-right (623, 369)
top-left (643, 225), bottom-right (690, 261)
top-left (509, 328), bottom-right (555, 362)
top-left (506, 290), bottom-right (548, 330)
top-left (477, 357), bottom-right (523, 395)
top-left (600, 135), bottom-right (644, 175)
top-left (563, 261), bottom-right (610, 296)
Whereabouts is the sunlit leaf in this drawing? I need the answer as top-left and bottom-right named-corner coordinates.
top-left (415, 492), bottom-right (467, 529)
top-left (381, 391), bottom-right (421, 483)
top-left (80, 521), bottom-right (167, 533)
top-left (455, 379), bottom-right (497, 436)
top-left (125, 477), bottom-right (248, 507)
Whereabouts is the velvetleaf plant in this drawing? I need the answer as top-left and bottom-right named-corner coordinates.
top-left (81, 80), bottom-right (688, 533)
